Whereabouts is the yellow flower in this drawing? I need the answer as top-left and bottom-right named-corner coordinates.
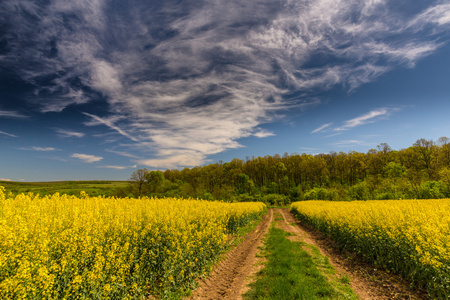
top-left (0, 186), bottom-right (265, 299)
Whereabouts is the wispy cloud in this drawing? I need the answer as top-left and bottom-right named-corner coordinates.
top-left (311, 123), bottom-right (333, 134)
top-left (332, 140), bottom-right (368, 148)
top-left (54, 128), bottom-right (85, 138)
top-left (71, 153), bottom-right (103, 163)
top-left (0, 131), bottom-right (17, 138)
top-left (19, 146), bottom-right (57, 151)
top-left (98, 164), bottom-right (137, 170)
top-left (0, 110), bottom-right (28, 118)
top-left (0, 178), bottom-right (12, 181)
top-left (105, 149), bottom-right (140, 159)
top-left (300, 147), bottom-right (320, 151)
top-left (2, 1), bottom-right (450, 168)
top-left (334, 108), bottom-right (399, 131)
top-left (139, 151), bottom-right (206, 169)
top-left (45, 156), bottom-right (68, 162)
top-left (299, 147), bottom-right (321, 155)
top-left (83, 112), bottom-right (138, 142)
top-left (408, 4), bottom-right (450, 28)
top-left (253, 129), bottom-right (275, 138)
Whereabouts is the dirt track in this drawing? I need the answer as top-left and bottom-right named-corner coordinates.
top-left (186, 208), bottom-right (427, 300)
top-left (186, 209), bottom-right (273, 300)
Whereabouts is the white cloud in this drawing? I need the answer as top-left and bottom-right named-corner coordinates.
top-left (46, 156), bottom-right (68, 162)
top-left (2, 0), bottom-right (450, 168)
top-left (71, 153), bottom-right (103, 163)
top-left (253, 129), bottom-right (275, 138)
top-left (334, 108), bottom-right (399, 131)
top-left (0, 131), bottom-right (17, 138)
top-left (33, 147), bottom-right (56, 151)
top-left (105, 149), bottom-right (140, 159)
top-left (54, 128), bottom-right (85, 138)
top-left (300, 147), bottom-right (320, 151)
top-left (0, 178), bottom-right (12, 181)
top-left (409, 4), bottom-right (450, 28)
top-left (98, 164), bottom-right (137, 170)
top-left (83, 112), bottom-right (138, 142)
top-left (139, 152), bottom-right (206, 169)
top-left (311, 123), bottom-right (333, 133)
top-left (19, 146), bottom-right (57, 151)
top-left (332, 139), bottom-right (367, 147)
top-left (0, 110), bottom-right (28, 118)
top-left (98, 165), bottom-right (126, 170)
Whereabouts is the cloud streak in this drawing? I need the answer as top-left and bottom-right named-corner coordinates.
top-left (334, 108), bottom-right (398, 131)
top-left (312, 123), bottom-right (333, 134)
top-left (105, 149), bottom-right (140, 159)
top-left (54, 128), bottom-right (85, 138)
top-left (0, 131), bottom-right (17, 138)
top-left (83, 112), bottom-right (138, 142)
top-left (0, 110), bottom-right (28, 118)
top-left (19, 146), bottom-right (57, 151)
top-left (332, 139), bottom-right (368, 148)
top-left (71, 153), bottom-right (103, 163)
top-left (2, 0), bottom-right (450, 168)
top-left (98, 164), bottom-right (137, 170)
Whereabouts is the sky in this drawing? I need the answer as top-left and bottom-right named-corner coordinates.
top-left (1, 0), bottom-right (450, 182)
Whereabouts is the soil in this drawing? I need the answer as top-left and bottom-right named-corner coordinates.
top-left (185, 209), bottom-right (273, 300)
top-left (185, 208), bottom-right (429, 300)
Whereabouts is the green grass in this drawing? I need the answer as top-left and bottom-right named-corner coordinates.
top-left (230, 208), bottom-right (267, 247)
top-left (0, 180), bottom-right (129, 197)
top-left (244, 226), bottom-right (358, 300)
top-left (303, 244), bottom-right (356, 298)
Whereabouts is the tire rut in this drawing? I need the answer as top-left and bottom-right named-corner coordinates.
top-left (274, 208), bottom-right (427, 300)
top-left (186, 209), bottom-right (273, 300)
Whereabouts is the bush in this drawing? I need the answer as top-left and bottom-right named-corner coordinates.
top-left (261, 194), bottom-right (289, 206)
top-left (303, 187), bottom-right (344, 201)
top-left (418, 181), bottom-right (446, 199)
top-left (348, 182), bottom-right (370, 200)
top-left (236, 193), bottom-right (256, 202)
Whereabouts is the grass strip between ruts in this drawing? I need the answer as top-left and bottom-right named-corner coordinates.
top-left (243, 225), bottom-right (358, 300)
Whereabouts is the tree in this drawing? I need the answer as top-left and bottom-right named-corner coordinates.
top-left (377, 143), bottom-right (392, 164)
top-left (383, 162), bottom-right (406, 179)
top-left (438, 137), bottom-right (450, 167)
top-left (236, 173), bottom-right (255, 195)
top-left (273, 162), bottom-right (287, 194)
top-left (146, 170), bottom-right (165, 193)
top-left (129, 168), bottom-right (148, 196)
top-left (439, 167), bottom-right (450, 189)
top-left (413, 138), bottom-right (436, 179)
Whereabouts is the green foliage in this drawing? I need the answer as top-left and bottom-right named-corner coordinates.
top-left (383, 162), bottom-right (407, 178)
top-left (0, 181), bottom-right (129, 197)
top-left (304, 187), bottom-right (344, 201)
top-left (235, 193), bottom-right (256, 202)
top-left (261, 194), bottom-right (289, 206)
top-left (6, 136), bottom-right (450, 202)
top-left (417, 181), bottom-right (446, 199)
top-left (347, 181), bottom-right (370, 200)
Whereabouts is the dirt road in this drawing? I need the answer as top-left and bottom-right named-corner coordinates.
top-left (187, 208), bottom-right (427, 300)
top-left (186, 209), bottom-right (273, 300)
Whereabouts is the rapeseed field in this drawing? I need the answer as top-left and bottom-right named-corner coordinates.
top-left (0, 186), bottom-right (265, 299)
top-left (291, 199), bottom-right (450, 299)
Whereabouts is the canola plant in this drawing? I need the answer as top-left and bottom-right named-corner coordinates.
top-left (0, 187), bottom-right (265, 299)
top-left (291, 199), bottom-right (450, 299)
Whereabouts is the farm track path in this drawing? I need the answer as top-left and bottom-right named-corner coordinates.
top-left (186, 209), bottom-right (273, 300)
top-left (187, 208), bottom-right (428, 300)
top-left (274, 208), bottom-right (428, 300)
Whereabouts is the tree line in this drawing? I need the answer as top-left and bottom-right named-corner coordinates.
top-left (117, 137), bottom-right (450, 204)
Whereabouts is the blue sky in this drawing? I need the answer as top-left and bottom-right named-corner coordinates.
top-left (1, 0), bottom-right (450, 181)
